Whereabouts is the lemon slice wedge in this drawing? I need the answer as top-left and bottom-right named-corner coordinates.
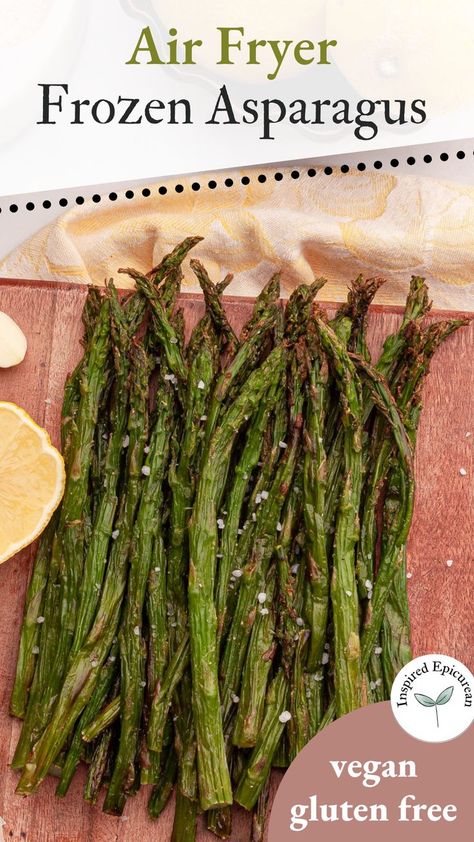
top-left (0, 402), bottom-right (65, 564)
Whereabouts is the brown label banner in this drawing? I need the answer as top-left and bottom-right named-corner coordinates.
top-left (269, 701), bottom-right (472, 840)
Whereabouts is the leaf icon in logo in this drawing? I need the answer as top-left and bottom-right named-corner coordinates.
top-left (435, 686), bottom-right (454, 706)
top-left (414, 693), bottom-right (436, 707)
top-left (415, 686), bottom-right (454, 727)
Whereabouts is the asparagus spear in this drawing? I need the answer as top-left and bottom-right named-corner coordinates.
top-left (119, 236), bottom-right (203, 334)
top-left (61, 286), bottom-right (103, 462)
top-left (148, 747), bottom-right (178, 820)
top-left (71, 284), bottom-right (132, 655)
top-left (302, 326), bottom-right (329, 734)
top-left (350, 355), bottom-right (413, 701)
top-left (56, 296), bottom-right (111, 655)
top-left (11, 531), bottom-right (64, 769)
top-left (10, 517), bottom-right (57, 718)
top-left (352, 355), bottom-right (414, 603)
top-left (190, 259), bottom-right (238, 357)
top-left (16, 343), bottom-right (150, 795)
top-left (251, 775), bottom-right (271, 842)
top-left (289, 630), bottom-right (311, 761)
top-left (56, 642), bottom-right (119, 796)
top-left (220, 374), bottom-right (286, 641)
top-left (380, 506), bottom-right (411, 690)
top-left (215, 376), bottom-right (281, 646)
top-left (235, 503), bottom-right (305, 810)
top-left (165, 302), bottom-right (222, 801)
top-left (189, 346), bottom-right (285, 810)
top-left (220, 361), bottom-right (303, 725)
top-left (167, 316), bottom-right (218, 640)
top-left (207, 806), bottom-right (232, 839)
top-left (83, 726), bottom-right (115, 805)
top-left (202, 274), bottom-right (281, 448)
top-left (171, 788), bottom-right (198, 842)
top-left (315, 315), bottom-right (363, 717)
top-left (133, 273), bottom-right (188, 386)
top-left (81, 695), bottom-right (120, 744)
top-left (232, 571), bottom-right (277, 748)
top-left (234, 669), bottom-right (290, 810)
top-left (147, 632), bottom-right (190, 756)
top-left (104, 377), bottom-right (174, 814)
top-left (376, 276), bottom-right (430, 380)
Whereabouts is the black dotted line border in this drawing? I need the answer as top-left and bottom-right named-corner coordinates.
top-left (1, 149), bottom-right (469, 215)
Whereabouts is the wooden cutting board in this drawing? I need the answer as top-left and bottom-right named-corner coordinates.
top-left (0, 279), bottom-right (472, 842)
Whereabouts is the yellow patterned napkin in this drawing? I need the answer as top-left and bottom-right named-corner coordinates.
top-left (1, 166), bottom-right (473, 311)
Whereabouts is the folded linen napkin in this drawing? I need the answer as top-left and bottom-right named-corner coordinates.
top-left (1, 165), bottom-right (473, 311)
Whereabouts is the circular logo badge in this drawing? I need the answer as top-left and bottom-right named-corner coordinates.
top-left (391, 653), bottom-right (474, 743)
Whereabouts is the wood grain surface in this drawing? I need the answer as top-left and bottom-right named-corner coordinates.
top-left (0, 280), bottom-right (472, 842)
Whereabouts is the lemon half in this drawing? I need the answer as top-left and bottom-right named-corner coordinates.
top-left (0, 402), bottom-right (65, 564)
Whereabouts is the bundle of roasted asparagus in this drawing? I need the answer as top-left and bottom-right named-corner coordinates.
top-left (10, 237), bottom-right (467, 840)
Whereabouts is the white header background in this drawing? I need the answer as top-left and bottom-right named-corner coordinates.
top-left (1, 0), bottom-right (474, 196)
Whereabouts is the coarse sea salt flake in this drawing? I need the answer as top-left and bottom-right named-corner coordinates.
top-left (261, 490), bottom-right (269, 500)
top-left (296, 617), bottom-right (304, 627)
top-left (291, 564), bottom-right (300, 574)
top-left (460, 467), bottom-right (467, 476)
top-left (232, 569), bottom-right (243, 578)
top-left (374, 646), bottom-right (383, 655)
top-left (217, 518), bottom-right (225, 529)
top-left (279, 441), bottom-right (287, 449)
top-left (258, 592), bottom-right (267, 604)
top-left (321, 652), bottom-right (329, 665)
top-left (32, 646), bottom-right (39, 654)
top-left (197, 380), bottom-right (205, 390)
top-left (37, 616), bottom-right (45, 624)
top-left (276, 522), bottom-right (282, 532)
top-left (345, 590), bottom-right (352, 597)
top-left (260, 607), bottom-right (269, 615)
top-left (133, 626), bottom-right (140, 636)
top-left (112, 529), bottom-right (119, 540)
top-left (446, 559), bottom-right (454, 567)
top-left (141, 466), bottom-right (151, 476)
top-left (231, 694), bottom-right (240, 704)
top-left (279, 711), bottom-right (292, 724)
top-left (122, 435), bottom-right (130, 448)
top-left (406, 571), bottom-right (412, 579)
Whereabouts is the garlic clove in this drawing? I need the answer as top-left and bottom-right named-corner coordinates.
top-left (0, 311), bottom-right (28, 368)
